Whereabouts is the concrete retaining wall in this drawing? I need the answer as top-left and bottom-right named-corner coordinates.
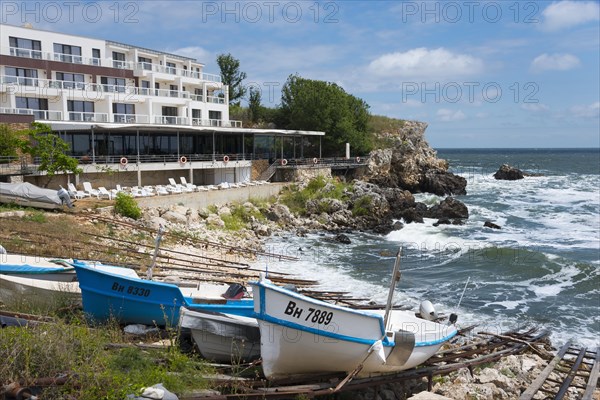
top-left (135, 182), bottom-right (286, 209)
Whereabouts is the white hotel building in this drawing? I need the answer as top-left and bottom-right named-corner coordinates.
top-left (0, 24), bottom-right (323, 187)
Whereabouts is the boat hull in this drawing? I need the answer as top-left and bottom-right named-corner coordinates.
top-left (0, 274), bottom-right (80, 308)
top-left (251, 279), bottom-right (457, 379)
top-left (73, 263), bottom-right (254, 326)
top-left (180, 307), bottom-right (260, 363)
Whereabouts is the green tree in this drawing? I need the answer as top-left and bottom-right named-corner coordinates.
top-left (279, 75), bottom-right (372, 156)
top-left (216, 53), bottom-right (247, 105)
top-left (20, 122), bottom-right (82, 187)
top-left (248, 87), bottom-right (262, 123)
top-left (0, 124), bottom-right (24, 160)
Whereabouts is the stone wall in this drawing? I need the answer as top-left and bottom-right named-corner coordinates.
top-left (275, 166), bottom-right (332, 182)
top-left (252, 159), bottom-right (270, 180)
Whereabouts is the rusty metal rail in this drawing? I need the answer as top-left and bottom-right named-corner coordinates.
top-left (186, 328), bottom-right (552, 399)
top-left (520, 342), bottom-right (600, 400)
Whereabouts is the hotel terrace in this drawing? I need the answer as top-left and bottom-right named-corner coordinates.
top-left (0, 24), bottom-right (325, 188)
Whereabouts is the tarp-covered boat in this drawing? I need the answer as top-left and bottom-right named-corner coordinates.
top-left (0, 182), bottom-right (69, 209)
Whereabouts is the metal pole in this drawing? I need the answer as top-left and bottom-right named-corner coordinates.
top-left (146, 225), bottom-right (165, 280)
top-left (383, 247), bottom-right (402, 330)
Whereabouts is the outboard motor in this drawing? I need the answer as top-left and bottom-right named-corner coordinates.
top-left (222, 283), bottom-right (247, 300)
top-left (57, 186), bottom-right (73, 208)
top-left (419, 300), bottom-right (438, 321)
top-left (0, 244), bottom-right (6, 254)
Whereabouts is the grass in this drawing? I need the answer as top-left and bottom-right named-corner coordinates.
top-left (352, 195), bottom-right (372, 216)
top-left (0, 312), bottom-right (214, 399)
top-left (279, 176), bottom-right (352, 215)
top-left (221, 202), bottom-right (266, 231)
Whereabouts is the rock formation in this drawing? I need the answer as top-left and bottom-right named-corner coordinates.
top-left (494, 164), bottom-right (524, 180)
top-left (364, 121), bottom-right (467, 196)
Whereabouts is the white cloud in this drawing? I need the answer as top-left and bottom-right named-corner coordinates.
top-left (530, 53), bottom-right (580, 72)
top-left (570, 102), bottom-right (600, 118)
top-left (437, 109), bottom-right (466, 122)
top-left (521, 103), bottom-right (550, 112)
top-left (542, 1), bottom-right (600, 31)
top-left (169, 46), bottom-right (212, 64)
top-left (367, 48), bottom-right (484, 80)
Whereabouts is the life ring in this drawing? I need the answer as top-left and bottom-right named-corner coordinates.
top-left (180, 156), bottom-right (187, 164)
top-left (281, 159), bottom-right (288, 166)
top-left (223, 155), bottom-right (230, 163)
top-left (120, 157), bottom-right (128, 166)
top-left (312, 157), bottom-right (318, 164)
top-left (356, 156), bottom-right (361, 163)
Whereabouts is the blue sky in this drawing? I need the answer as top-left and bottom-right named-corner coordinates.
top-left (2, 0), bottom-right (599, 148)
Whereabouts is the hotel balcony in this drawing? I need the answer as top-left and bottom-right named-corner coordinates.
top-left (0, 107), bottom-right (62, 120)
top-left (192, 118), bottom-right (243, 128)
top-left (113, 113), bottom-right (150, 124)
top-left (68, 112), bottom-right (109, 122)
top-left (3, 47), bottom-right (222, 84)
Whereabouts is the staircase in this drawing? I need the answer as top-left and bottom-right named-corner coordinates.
top-left (258, 160), bottom-right (279, 182)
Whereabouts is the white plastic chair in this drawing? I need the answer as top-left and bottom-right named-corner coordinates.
top-left (167, 178), bottom-right (184, 194)
top-left (82, 182), bottom-right (100, 198)
top-left (180, 177), bottom-right (197, 192)
top-left (97, 187), bottom-right (113, 200)
top-left (155, 185), bottom-right (169, 196)
top-left (67, 183), bottom-right (89, 199)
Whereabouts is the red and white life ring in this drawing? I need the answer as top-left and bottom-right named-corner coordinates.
top-left (312, 157), bottom-right (318, 164)
top-left (223, 155), bottom-right (230, 163)
top-left (281, 159), bottom-right (288, 166)
top-left (180, 156), bottom-right (187, 164)
top-left (120, 157), bottom-right (128, 166)
top-left (356, 156), bottom-right (361, 163)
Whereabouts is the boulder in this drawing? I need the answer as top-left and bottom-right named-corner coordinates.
top-left (206, 214), bottom-right (225, 228)
top-left (198, 207), bottom-right (211, 219)
top-left (433, 218), bottom-right (452, 227)
top-left (146, 216), bottom-right (168, 231)
top-left (162, 210), bottom-right (187, 225)
top-left (494, 164), bottom-right (524, 180)
top-left (421, 171), bottom-right (467, 196)
top-left (266, 204), bottom-right (293, 224)
top-left (484, 220), bottom-right (501, 229)
top-left (426, 197), bottom-right (469, 219)
top-left (398, 207), bottom-right (424, 223)
top-left (476, 368), bottom-right (513, 391)
top-left (333, 233), bottom-right (351, 244)
top-left (218, 206), bottom-right (232, 216)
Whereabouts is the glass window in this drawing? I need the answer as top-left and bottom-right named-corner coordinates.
top-left (16, 97), bottom-right (48, 110)
top-left (166, 62), bottom-right (176, 74)
top-left (53, 43), bottom-right (82, 63)
top-left (112, 103), bottom-right (136, 122)
top-left (5, 67), bottom-right (38, 86)
top-left (100, 77), bottom-right (126, 93)
top-left (112, 52), bottom-right (126, 68)
top-left (9, 36), bottom-right (41, 58)
top-left (92, 48), bottom-right (101, 65)
top-left (56, 72), bottom-right (85, 89)
top-left (192, 109), bottom-right (202, 119)
top-left (67, 101), bottom-right (95, 121)
top-left (138, 56), bottom-right (152, 70)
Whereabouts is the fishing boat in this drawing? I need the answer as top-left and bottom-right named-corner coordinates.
top-left (0, 259), bottom-right (140, 308)
top-left (72, 262), bottom-right (254, 326)
top-left (180, 307), bottom-right (260, 363)
top-left (250, 276), bottom-right (458, 379)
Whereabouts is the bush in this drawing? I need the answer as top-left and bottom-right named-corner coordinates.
top-left (114, 192), bottom-right (142, 220)
top-left (352, 195), bottom-right (372, 216)
top-left (280, 177), bottom-right (352, 215)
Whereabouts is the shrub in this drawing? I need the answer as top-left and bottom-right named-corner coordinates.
top-left (352, 195), bottom-right (372, 216)
top-left (280, 177), bottom-right (352, 215)
top-left (114, 192), bottom-right (142, 220)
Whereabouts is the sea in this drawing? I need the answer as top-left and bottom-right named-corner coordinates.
top-left (255, 149), bottom-right (600, 348)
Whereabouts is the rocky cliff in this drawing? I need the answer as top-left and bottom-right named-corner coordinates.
top-left (364, 121), bottom-right (467, 196)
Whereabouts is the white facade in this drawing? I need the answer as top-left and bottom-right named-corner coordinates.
top-left (0, 24), bottom-right (237, 128)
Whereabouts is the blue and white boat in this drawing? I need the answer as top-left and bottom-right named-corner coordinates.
top-left (250, 277), bottom-right (458, 379)
top-left (0, 254), bottom-right (76, 282)
top-left (72, 262), bottom-right (254, 326)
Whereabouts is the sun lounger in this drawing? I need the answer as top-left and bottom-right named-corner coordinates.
top-left (97, 187), bottom-right (113, 200)
top-left (180, 177), bottom-right (197, 192)
top-left (82, 182), bottom-right (100, 198)
top-left (67, 183), bottom-right (89, 199)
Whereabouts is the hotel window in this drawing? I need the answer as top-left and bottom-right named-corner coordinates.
top-left (166, 62), bottom-right (177, 74)
top-left (112, 51), bottom-right (126, 68)
top-left (92, 48), bottom-right (101, 65)
top-left (16, 97), bottom-right (49, 118)
top-left (53, 43), bottom-right (82, 63)
top-left (141, 80), bottom-right (151, 95)
top-left (162, 106), bottom-right (177, 124)
top-left (101, 77), bottom-right (126, 93)
top-left (67, 100), bottom-right (95, 121)
top-left (169, 84), bottom-right (178, 97)
top-left (9, 36), bottom-right (42, 58)
top-left (138, 56), bottom-right (152, 70)
top-left (5, 67), bottom-right (38, 86)
top-left (56, 72), bottom-right (85, 89)
top-left (192, 109), bottom-right (201, 124)
top-left (113, 103), bottom-right (136, 122)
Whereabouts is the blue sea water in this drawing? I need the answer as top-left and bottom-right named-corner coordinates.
top-left (257, 149), bottom-right (600, 348)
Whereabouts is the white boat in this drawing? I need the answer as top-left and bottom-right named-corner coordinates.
top-left (250, 277), bottom-right (458, 379)
top-left (1, 253), bottom-right (76, 282)
top-left (180, 307), bottom-right (260, 363)
top-left (0, 182), bottom-right (69, 210)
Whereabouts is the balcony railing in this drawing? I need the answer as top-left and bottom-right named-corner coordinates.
top-left (207, 95), bottom-right (225, 104)
top-left (68, 112), bottom-right (108, 122)
top-left (134, 62), bottom-right (221, 83)
top-left (192, 118), bottom-right (243, 128)
top-left (155, 116), bottom-right (189, 125)
top-left (0, 107), bottom-right (62, 120)
top-left (113, 113), bottom-right (150, 123)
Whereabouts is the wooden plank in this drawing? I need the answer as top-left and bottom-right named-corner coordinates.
top-left (582, 347), bottom-right (600, 400)
top-left (520, 341), bottom-right (572, 400)
top-left (555, 347), bottom-right (587, 399)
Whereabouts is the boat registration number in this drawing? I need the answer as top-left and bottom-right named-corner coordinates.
top-left (284, 301), bottom-right (333, 325)
top-left (111, 282), bottom-right (151, 297)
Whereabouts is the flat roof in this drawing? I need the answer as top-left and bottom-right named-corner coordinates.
top-left (47, 121), bottom-right (326, 136)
